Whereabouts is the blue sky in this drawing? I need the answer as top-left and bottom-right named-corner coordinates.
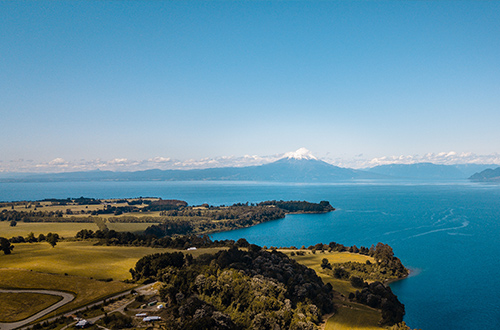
top-left (1, 1), bottom-right (499, 172)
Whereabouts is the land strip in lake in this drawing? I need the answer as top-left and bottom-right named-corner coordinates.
top-left (0, 198), bottom-right (334, 238)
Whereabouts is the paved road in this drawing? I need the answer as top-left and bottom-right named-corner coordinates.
top-left (0, 283), bottom-right (158, 330)
top-left (0, 289), bottom-right (75, 330)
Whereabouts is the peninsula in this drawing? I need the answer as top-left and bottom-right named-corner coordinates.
top-left (0, 198), bottom-right (417, 330)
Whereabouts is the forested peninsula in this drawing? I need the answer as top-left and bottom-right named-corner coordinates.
top-left (128, 240), bottom-right (410, 330)
top-left (0, 198), bottom-right (334, 237)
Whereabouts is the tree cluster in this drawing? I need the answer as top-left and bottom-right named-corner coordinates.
top-left (324, 259), bottom-right (407, 283)
top-left (131, 246), bottom-right (335, 330)
top-left (99, 313), bottom-right (133, 328)
top-left (4, 232), bottom-right (59, 248)
top-left (371, 243), bottom-right (407, 276)
top-left (349, 281), bottom-right (405, 325)
top-left (75, 229), bottom-right (235, 249)
top-left (146, 199), bottom-right (188, 211)
top-left (40, 197), bottom-right (102, 205)
top-left (144, 205), bottom-right (285, 237)
top-left (0, 210), bottom-right (94, 223)
top-left (258, 200), bottom-right (335, 213)
top-left (1, 199), bottom-right (334, 238)
top-left (307, 242), bottom-right (408, 281)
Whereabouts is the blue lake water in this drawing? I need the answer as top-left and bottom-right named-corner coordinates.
top-left (1, 180), bottom-right (500, 329)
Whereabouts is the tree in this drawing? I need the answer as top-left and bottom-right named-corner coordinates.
top-left (321, 258), bottom-right (332, 270)
top-left (373, 243), bottom-right (394, 263)
top-left (10, 220), bottom-right (17, 227)
top-left (333, 267), bottom-right (349, 279)
top-left (76, 229), bottom-right (94, 239)
top-left (26, 232), bottom-right (36, 243)
top-left (236, 238), bottom-right (249, 247)
top-left (0, 237), bottom-right (14, 255)
top-left (350, 276), bottom-right (364, 288)
top-left (46, 233), bottom-right (59, 248)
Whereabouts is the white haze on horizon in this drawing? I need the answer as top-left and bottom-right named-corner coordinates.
top-left (1, 149), bottom-right (500, 174)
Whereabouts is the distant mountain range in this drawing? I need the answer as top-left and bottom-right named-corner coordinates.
top-left (364, 163), bottom-right (497, 180)
top-left (0, 157), bottom-right (384, 183)
top-left (469, 167), bottom-right (500, 182)
top-left (1, 151), bottom-right (498, 183)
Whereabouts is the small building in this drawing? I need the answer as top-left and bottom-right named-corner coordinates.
top-left (187, 247), bottom-right (197, 251)
top-left (75, 319), bottom-right (89, 328)
top-left (135, 313), bottom-right (147, 317)
top-left (143, 316), bottom-right (161, 322)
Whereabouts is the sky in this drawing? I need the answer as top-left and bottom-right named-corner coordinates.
top-left (1, 1), bottom-right (499, 172)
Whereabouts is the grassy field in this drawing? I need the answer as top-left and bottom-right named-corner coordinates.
top-left (279, 249), bottom-right (384, 330)
top-left (324, 304), bottom-right (382, 330)
top-left (106, 222), bottom-right (158, 233)
top-left (0, 242), bottom-right (226, 324)
top-left (0, 198), bottom-right (159, 218)
top-left (280, 249), bottom-right (375, 296)
top-left (0, 241), bottom-right (225, 280)
top-left (0, 241), bottom-right (384, 328)
top-left (0, 221), bottom-right (157, 238)
top-left (0, 292), bottom-right (62, 322)
top-left (0, 221), bottom-right (99, 238)
top-left (0, 269), bottom-right (134, 318)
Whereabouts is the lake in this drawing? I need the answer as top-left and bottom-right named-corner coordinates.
top-left (1, 180), bottom-right (500, 329)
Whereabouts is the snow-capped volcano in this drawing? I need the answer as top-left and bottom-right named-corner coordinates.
top-left (282, 148), bottom-right (318, 160)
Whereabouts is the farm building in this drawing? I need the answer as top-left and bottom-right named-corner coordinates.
top-left (75, 319), bottom-right (89, 328)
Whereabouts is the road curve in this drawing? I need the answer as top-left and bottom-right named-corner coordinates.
top-left (0, 289), bottom-right (75, 330)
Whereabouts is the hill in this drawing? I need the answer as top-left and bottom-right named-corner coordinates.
top-left (366, 163), bottom-right (497, 180)
top-left (0, 158), bottom-right (382, 183)
top-left (469, 167), bottom-right (500, 182)
top-left (2, 147), bottom-right (497, 183)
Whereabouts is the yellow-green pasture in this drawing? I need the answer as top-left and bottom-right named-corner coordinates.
top-left (280, 249), bottom-right (375, 296)
top-left (0, 221), bottom-right (158, 238)
top-left (279, 250), bottom-right (384, 330)
top-left (0, 269), bottom-right (134, 319)
top-left (324, 304), bottom-right (382, 330)
top-left (0, 292), bottom-right (62, 322)
top-left (0, 198), bottom-right (160, 218)
top-left (0, 241), bottom-right (225, 280)
top-left (0, 221), bottom-right (99, 239)
top-left (1, 202), bottom-right (102, 214)
top-left (0, 242), bottom-right (226, 323)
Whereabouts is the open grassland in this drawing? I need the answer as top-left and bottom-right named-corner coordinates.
top-left (1, 202), bottom-right (103, 217)
top-left (0, 269), bottom-right (134, 318)
top-left (0, 292), bottom-right (62, 322)
top-left (0, 221), bottom-right (99, 238)
top-left (280, 249), bottom-right (375, 296)
top-left (0, 241), bottom-right (226, 280)
top-left (0, 243), bottom-right (226, 324)
top-left (279, 250), bottom-right (384, 330)
top-left (0, 221), bottom-right (157, 238)
top-left (324, 304), bottom-right (382, 330)
top-left (1, 198), bottom-right (159, 218)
